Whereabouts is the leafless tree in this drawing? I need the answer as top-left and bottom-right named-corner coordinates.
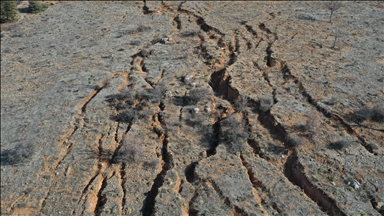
top-left (325, 0), bottom-right (342, 23)
top-left (188, 87), bottom-right (213, 105)
top-left (331, 29), bottom-right (340, 49)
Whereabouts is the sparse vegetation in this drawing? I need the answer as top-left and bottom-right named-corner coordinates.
top-left (113, 134), bottom-right (143, 165)
top-left (220, 114), bottom-right (249, 154)
top-left (331, 29), bottom-right (340, 49)
top-left (187, 87), bottom-right (213, 105)
top-left (116, 107), bottom-right (138, 123)
top-left (235, 94), bottom-right (248, 113)
top-left (346, 104), bottom-right (384, 124)
top-left (119, 86), bottom-right (136, 104)
top-left (285, 134), bottom-right (306, 147)
top-left (329, 139), bottom-right (352, 150)
top-left (1, 1), bottom-right (18, 23)
top-left (372, 103), bottom-right (384, 123)
top-left (28, 0), bottom-right (48, 14)
top-left (184, 109), bottom-right (206, 128)
top-left (148, 82), bottom-right (167, 103)
top-left (325, 0), bottom-right (342, 23)
top-left (258, 96), bottom-right (273, 112)
top-left (305, 114), bottom-right (321, 136)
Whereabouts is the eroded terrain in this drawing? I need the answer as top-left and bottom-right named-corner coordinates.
top-left (1, 1), bottom-right (384, 216)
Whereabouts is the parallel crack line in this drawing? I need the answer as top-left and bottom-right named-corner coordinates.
top-left (285, 152), bottom-right (347, 216)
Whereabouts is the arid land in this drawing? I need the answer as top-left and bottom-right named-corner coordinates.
top-left (1, 1), bottom-right (384, 216)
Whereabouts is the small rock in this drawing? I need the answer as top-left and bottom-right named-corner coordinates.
top-left (165, 91), bottom-right (173, 98)
top-left (204, 106), bottom-right (211, 112)
top-left (161, 37), bottom-right (170, 44)
top-left (193, 108), bottom-right (199, 114)
top-left (345, 177), bottom-right (360, 190)
top-left (139, 49), bottom-right (149, 57)
top-left (184, 75), bottom-right (192, 83)
top-left (190, 82), bottom-right (196, 87)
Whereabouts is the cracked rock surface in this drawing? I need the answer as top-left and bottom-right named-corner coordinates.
top-left (1, 1), bottom-right (383, 216)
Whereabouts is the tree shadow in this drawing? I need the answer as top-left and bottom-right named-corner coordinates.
top-left (1, 141), bottom-right (35, 166)
top-left (345, 106), bottom-right (384, 124)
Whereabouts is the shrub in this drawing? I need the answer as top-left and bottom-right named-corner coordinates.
top-left (184, 109), bottom-right (205, 128)
top-left (148, 82), bottom-right (167, 103)
top-left (235, 94), bottom-right (248, 113)
top-left (258, 96), bottom-right (273, 112)
top-left (115, 107), bottom-right (137, 123)
top-left (285, 134), bottom-right (306, 147)
top-left (220, 114), bottom-right (249, 154)
top-left (349, 108), bottom-right (374, 123)
top-left (28, 0), bottom-right (48, 14)
top-left (144, 159), bottom-right (160, 169)
top-left (306, 114), bottom-right (321, 135)
top-left (113, 134), bottom-right (143, 165)
top-left (137, 88), bottom-right (152, 101)
top-left (187, 87), bottom-right (213, 105)
top-left (372, 104), bottom-right (384, 123)
top-left (329, 139), bottom-right (352, 150)
top-left (138, 108), bottom-right (154, 121)
top-left (119, 86), bottom-right (135, 105)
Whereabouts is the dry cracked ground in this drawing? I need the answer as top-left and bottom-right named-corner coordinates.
top-left (1, 1), bottom-right (384, 216)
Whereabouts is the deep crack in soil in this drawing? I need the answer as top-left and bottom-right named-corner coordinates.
top-left (284, 152), bottom-right (347, 216)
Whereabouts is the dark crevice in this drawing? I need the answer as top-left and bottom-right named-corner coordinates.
top-left (266, 42), bottom-right (276, 67)
top-left (195, 17), bottom-right (224, 36)
top-left (77, 173), bottom-right (100, 205)
top-left (82, 86), bottom-right (104, 114)
top-left (256, 111), bottom-right (287, 143)
top-left (159, 102), bottom-right (165, 111)
top-left (97, 134), bottom-right (104, 159)
top-left (284, 152), bottom-right (347, 216)
top-left (244, 24), bottom-right (258, 37)
top-left (142, 134), bottom-right (172, 216)
top-left (185, 162), bottom-right (198, 183)
top-left (94, 176), bottom-right (108, 216)
top-left (228, 52), bottom-right (237, 66)
top-left (114, 122), bottom-right (119, 144)
top-left (283, 65), bottom-right (376, 155)
top-left (39, 190), bottom-right (50, 213)
top-left (247, 139), bottom-right (266, 159)
top-left (173, 15), bottom-right (181, 29)
top-left (206, 118), bottom-right (220, 156)
top-left (209, 180), bottom-right (244, 214)
top-left (188, 189), bottom-right (200, 216)
top-left (142, 108), bottom-right (173, 215)
top-left (240, 154), bottom-right (262, 188)
top-left (110, 123), bottom-right (133, 165)
top-left (209, 68), bottom-right (229, 99)
top-left (120, 164), bottom-right (127, 214)
top-left (258, 23), bottom-right (278, 40)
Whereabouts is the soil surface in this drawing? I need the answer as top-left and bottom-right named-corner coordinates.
top-left (1, 1), bottom-right (383, 216)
